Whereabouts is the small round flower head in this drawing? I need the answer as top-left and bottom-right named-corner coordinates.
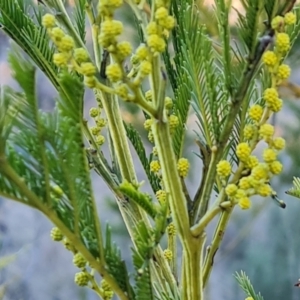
top-left (245, 155), bottom-right (259, 169)
top-left (50, 227), bottom-right (63, 241)
top-left (243, 124), bottom-right (255, 140)
top-left (73, 252), bottom-right (86, 268)
top-left (164, 97), bottom-right (173, 110)
top-left (74, 48), bottom-right (89, 63)
top-left (249, 104), bottom-right (263, 122)
top-left (145, 90), bottom-right (152, 101)
top-left (251, 163), bottom-right (268, 180)
top-left (167, 223), bottom-right (176, 236)
top-left (144, 119), bottom-right (153, 131)
top-left (152, 146), bottom-right (158, 156)
top-left (42, 13), bottom-right (56, 28)
top-left (236, 142), bottom-right (251, 162)
top-left (256, 184), bottom-right (272, 197)
top-left (269, 160), bottom-right (283, 174)
top-left (115, 83), bottom-right (130, 100)
top-left (50, 27), bottom-right (65, 41)
top-left (90, 126), bottom-right (101, 135)
top-left (263, 148), bottom-right (277, 163)
top-left (155, 0), bottom-right (166, 8)
top-left (139, 60), bottom-right (152, 75)
top-left (53, 52), bottom-right (69, 67)
top-left (156, 189), bottom-right (167, 203)
top-left (284, 12), bottom-right (296, 25)
top-left (146, 22), bottom-right (159, 35)
top-left (235, 188), bottom-right (247, 199)
top-left (177, 158), bottom-right (190, 177)
top-left (81, 62), bottom-right (96, 76)
top-left (168, 115), bottom-right (179, 131)
top-left (239, 197), bottom-right (251, 210)
top-left (239, 177), bottom-right (251, 190)
top-left (248, 176), bottom-right (260, 188)
top-left (272, 137), bottom-right (285, 150)
top-left (58, 35), bottom-right (75, 52)
top-left (225, 184), bottom-right (238, 197)
top-left (117, 41), bottom-right (132, 60)
top-left (84, 76), bottom-right (97, 88)
top-left (147, 34), bottom-right (166, 53)
top-left (101, 20), bottom-right (123, 38)
top-left (163, 249), bottom-right (173, 261)
top-left (275, 33), bottom-right (290, 53)
top-left (96, 118), bottom-right (107, 128)
top-left (245, 297), bottom-right (254, 300)
top-left (259, 123), bottom-right (274, 140)
top-left (89, 107), bottom-right (99, 118)
top-left (95, 135), bottom-right (105, 146)
top-left (271, 15), bottom-right (284, 30)
top-left (268, 97), bottom-right (283, 112)
top-left (135, 44), bottom-right (150, 61)
top-left (74, 272), bottom-right (89, 286)
top-left (148, 131), bottom-right (154, 143)
top-left (101, 280), bottom-right (112, 292)
top-left (150, 160), bottom-right (161, 173)
top-left (155, 7), bottom-right (168, 20)
top-left (262, 51), bottom-right (278, 68)
top-left (106, 63), bottom-right (122, 82)
top-left (263, 88), bottom-right (278, 103)
top-left (161, 16), bottom-right (176, 30)
top-left (277, 64), bottom-right (291, 80)
top-left (216, 160), bottom-right (231, 177)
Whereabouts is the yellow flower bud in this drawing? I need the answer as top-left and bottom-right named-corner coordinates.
top-left (177, 158), bottom-right (190, 177)
top-left (216, 160), bottom-right (231, 177)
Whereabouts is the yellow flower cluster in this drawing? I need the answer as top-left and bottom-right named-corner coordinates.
top-left (177, 158), bottom-right (190, 177)
top-left (89, 106), bottom-right (106, 146)
top-left (227, 135), bottom-right (285, 209)
top-left (231, 13), bottom-right (295, 210)
top-left (216, 160), bottom-right (231, 177)
top-left (41, 14), bottom-right (104, 89)
top-left (156, 189), bottom-right (167, 203)
top-left (167, 223), bottom-right (176, 236)
top-left (150, 160), bottom-right (161, 173)
top-left (100, 280), bottom-right (114, 300)
top-left (75, 271), bottom-right (89, 286)
top-left (163, 249), bottom-right (173, 261)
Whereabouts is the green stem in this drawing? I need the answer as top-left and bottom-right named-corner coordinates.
top-left (150, 55), bottom-right (161, 107)
top-left (0, 159), bottom-right (128, 300)
top-left (101, 93), bottom-right (136, 182)
top-left (85, 3), bottom-right (101, 70)
top-left (95, 90), bottom-right (177, 294)
top-left (202, 206), bottom-right (234, 288)
top-left (183, 234), bottom-right (206, 300)
top-left (129, 86), bottom-right (157, 117)
top-left (53, 0), bottom-right (86, 49)
top-left (191, 189), bottom-right (227, 237)
top-left (152, 120), bottom-right (190, 239)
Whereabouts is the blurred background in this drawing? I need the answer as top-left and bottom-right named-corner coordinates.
top-left (1, 0), bottom-right (300, 299)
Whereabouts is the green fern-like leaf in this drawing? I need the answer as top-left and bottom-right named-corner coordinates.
top-left (235, 0), bottom-right (264, 59)
top-left (286, 177), bottom-right (300, 199)
top-left (235, 271), bottom-right (264, 300)
top-left (73, 0), bottom-right (86, 42)
top-left (132, 221), bottom-right (154, 300)
top-left (0, 0), bottom-right (59, 89)
top-left (125, 123), bottom-right (161, 192)
top-left (104, 226), bottom-right (135, 298)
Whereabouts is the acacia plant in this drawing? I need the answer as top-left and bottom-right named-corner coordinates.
top-left (0, 0), bottom-right (299, 299)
